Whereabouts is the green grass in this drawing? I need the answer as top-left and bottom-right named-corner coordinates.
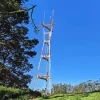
top-left (37, 92), bottom-right (100, 100)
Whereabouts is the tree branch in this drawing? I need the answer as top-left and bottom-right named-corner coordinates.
top-left (0, 5), bottom-right (36, 14)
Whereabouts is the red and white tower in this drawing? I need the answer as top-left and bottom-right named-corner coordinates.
top-left (34, 11), bottom-right (54, 95)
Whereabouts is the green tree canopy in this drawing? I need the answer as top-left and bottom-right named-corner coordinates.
top-left (0, 0), bottom-right (39, 88)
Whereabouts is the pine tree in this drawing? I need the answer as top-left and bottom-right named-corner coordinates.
top-left (0, 0), bottom-right (39, 88)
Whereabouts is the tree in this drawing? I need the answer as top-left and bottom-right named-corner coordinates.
top-left (52, 83), bottom-right (68, 94)
top-left (0, 0), bottom-right (39, 88)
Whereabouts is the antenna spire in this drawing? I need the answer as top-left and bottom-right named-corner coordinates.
top-left (34, 10), bottom-right (55, 95)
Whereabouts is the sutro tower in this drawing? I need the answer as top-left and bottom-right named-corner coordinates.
top-left (34, 11), bottom-right (54, 94)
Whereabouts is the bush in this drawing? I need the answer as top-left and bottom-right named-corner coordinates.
top-left (0, 86), bottom-right (41, 99)
top-left (0, 86), bottom-right (23, 99)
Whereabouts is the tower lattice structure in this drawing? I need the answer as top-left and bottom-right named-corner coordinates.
top-left (34, 11), bottom-right (54, 94)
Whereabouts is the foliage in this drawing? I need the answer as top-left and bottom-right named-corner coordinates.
top-left (0, 0), bottom-right (39, 88)
top-left (0, 86), bottom-right (41, 100)
top-left (0, 85), bottom-right (23, 99)
top-left (51, 83), bottom-right (69, 94)
top-left (51, 79), bottom-right (100, 94)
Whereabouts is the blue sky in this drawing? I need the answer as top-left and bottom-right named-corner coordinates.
top-left (25, 0), bottom-right (100, 89)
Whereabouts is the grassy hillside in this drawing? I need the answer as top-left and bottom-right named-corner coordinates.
top-left (0, 86), bottom-right (100, 100)
top-left (37, 92), bottom-right (100, 100)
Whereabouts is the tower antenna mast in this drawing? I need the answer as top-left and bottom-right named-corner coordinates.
top-left (34, 10), bottom-right (55, 95)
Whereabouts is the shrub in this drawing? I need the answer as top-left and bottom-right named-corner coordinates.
top-left (0, 86), bottom-right (41, 99)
